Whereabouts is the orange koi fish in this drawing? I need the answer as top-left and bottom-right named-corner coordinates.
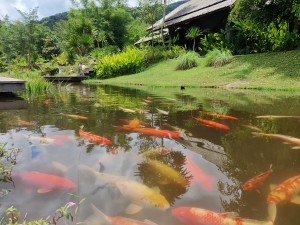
top-left (243, 166), bottom-right (273, 191)
top-left (60, 113), bottom-right (88, 120)
top-left (252, 132), bottom-right (300, 149)
top-left (200, 111), bottom-right (238, 120)
top-left (79, 129), bottom-right (112, 145)
top-left (172, 207), bottom-right (273, 225)
top-left (115, 126), bottom-right (182, 139)
top-left (185, 156), bottom-right (214, 192)
top-left (267, 174), bottom-right (300, 204)
top-left (16, 118), bottom-right (35, 126)
top-left (191, 117), bottom-right (230, 130)
top-left (43, 99), bottom-right (49, 105)
top-left (119, 118), bottom-right (148, 126)
top-left (12, 171), bottom-right (75, 193)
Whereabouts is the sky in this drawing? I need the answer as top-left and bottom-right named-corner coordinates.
top-left (0, 0), bottom-right (137, 20)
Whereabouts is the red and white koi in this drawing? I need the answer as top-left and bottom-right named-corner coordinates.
top-left (267, 174), bottom-right (300, 205)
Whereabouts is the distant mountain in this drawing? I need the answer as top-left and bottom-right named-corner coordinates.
top-left (40, 12), bottom-right (68, 28)
top-left (40, 1), bottom-right (187, 28)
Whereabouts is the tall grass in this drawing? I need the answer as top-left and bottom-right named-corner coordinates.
top-left (1, 70), bottom-right (54, 96)
top-left (176, 51), bottom-right (200, 70)
top-left (205, 49), bottom-right (233, 67)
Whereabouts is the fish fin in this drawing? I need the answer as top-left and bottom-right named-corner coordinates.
top-left (37, 188), bottom-right (52, 193)
top-left (269, 184), bottom-right (277, 191)
top-left (151, 186), bottom-right (161, 193)
top-left (220, 212), bottom-right (239, 217)
top-left (291, 146), bottom-right (300, 149)
top-left (268, 202), bottom-right (277, 223)
top-left (144, 219), bottom-right (159, 225)
top-left (125, 203), bottom-right (143, 215)
top-left (85, 204), bottom-right (112, 225)
top-left (290, 195), bottom-right (300, 205)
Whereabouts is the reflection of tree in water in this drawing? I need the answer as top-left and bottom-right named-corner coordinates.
top-left (136, 150), bottom-right (191, 205)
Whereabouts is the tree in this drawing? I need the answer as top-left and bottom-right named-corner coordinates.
top-left (186, 27), bottom-right (202, 51)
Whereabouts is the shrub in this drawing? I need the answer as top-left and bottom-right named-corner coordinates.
top-left (176, 51), bottom-right (200, 70)
top-left (204, 49), bottom-right (233, 67)
top-left (163, 45), bottom-right (186, 59)
top-left (89, 46), bottom-right (119, 60)
top-left (94, 46), bottom-right (145, 79)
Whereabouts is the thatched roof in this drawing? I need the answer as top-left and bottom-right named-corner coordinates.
top-left (148, 0), bottom-right (237, 32)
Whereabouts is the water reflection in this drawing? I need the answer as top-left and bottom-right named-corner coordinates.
top-left (0, 84), bottom-right (300, 224)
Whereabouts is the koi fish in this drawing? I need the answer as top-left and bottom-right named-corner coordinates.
top-left (79, 129), bottom-right (112, 145)
top-left (191, 117), bottom-right (230, 131)
top-left (256, 115), bottom-right (300, 119)
top-left (172, 207), bottom-right (274, 225)
top-left (243, 165), bottom-right (273, 191)
top-left (267, 174), bottom-right (300, 205)
top-left (17, 118), bottom-right (35, 126)
top-left (156, 108), bottom-right (169, 115)
top-left (119, 107), bottom-right (136, 113)
top-left (200, 111), bottom-right (238, 120)
top-left (146, 159), bottom-right (189, 187)
top-left (119, 119), bottom-right (148, 126)
top-left (86, 204), bottom-right (158, 225)
top-left (115, 126), bottom-right (182, 139)
top-left (252, 132), bottom-right (300, 149)
top-left (12, 171), bottom-right (75, 193)
top-left (185, 156), bottom-right (214, 192)
top-left (60, 113), bottom-right (88, 120)
top-left (139, 147), bottom-right (172, 158)
top-left (78, 165), bottom-right (170, 214)
top-left (28, 135), bottom-right (59, 145)
top-left (43, 100), bottom-right (49, 105)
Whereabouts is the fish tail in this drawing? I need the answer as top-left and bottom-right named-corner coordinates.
top-left (268, 202), bottom-right (277, 224)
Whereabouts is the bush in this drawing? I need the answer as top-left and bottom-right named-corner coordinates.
top-left (163, 45), bottom-right (186, 59)
top-left (94, 46), bottom-right (145, 79)
top-left (176, 51), bottom-right (200, 70)
top-left (89, 46), bottom-right (119, 60)
top-left (204, 49), bottom-right (233, 67)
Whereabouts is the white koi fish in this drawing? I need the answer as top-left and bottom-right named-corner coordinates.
top-left (78, 165), bottom-right (170, 214)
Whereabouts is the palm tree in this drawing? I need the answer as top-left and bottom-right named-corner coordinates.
top-left (186, 27), bottom-right (202, 51)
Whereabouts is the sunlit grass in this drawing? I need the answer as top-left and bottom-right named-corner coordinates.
top-left (84, 49), bottom-right (300, 91)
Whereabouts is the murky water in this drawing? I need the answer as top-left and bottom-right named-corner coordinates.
top-left (1, 84), bottom-right (300, 225)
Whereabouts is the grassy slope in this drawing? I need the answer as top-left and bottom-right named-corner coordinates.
top-left (86, 49), bottom-right (300, 90)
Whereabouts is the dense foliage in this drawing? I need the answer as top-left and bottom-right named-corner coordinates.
top-left (204, 49), bottom-right (233, 67)
top-left (94, 47), bottom-right (146, 78)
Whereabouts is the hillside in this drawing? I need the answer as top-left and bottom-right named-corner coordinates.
top-left (40, 1), bottom-right (187, 28)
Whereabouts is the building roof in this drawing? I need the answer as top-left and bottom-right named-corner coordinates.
top-left (148, 0), bottom-right (236, 31)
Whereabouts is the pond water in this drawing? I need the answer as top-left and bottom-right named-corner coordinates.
top-left (1, 84), bottom-right (300, 225)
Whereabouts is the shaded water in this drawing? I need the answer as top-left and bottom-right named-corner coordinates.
top-left (1, 84), bottom-right (300, 225)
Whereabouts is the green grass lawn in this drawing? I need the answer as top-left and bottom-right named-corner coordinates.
top-left (85, 49), bottom-right (300, 90)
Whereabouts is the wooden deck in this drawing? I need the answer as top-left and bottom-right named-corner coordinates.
top-left (0, 76), bottom-right (26, 93)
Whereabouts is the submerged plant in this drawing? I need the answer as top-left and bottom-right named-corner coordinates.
top-left (204, 48), bottom-right (233, 67)
top-left (176, 51), bottom-right (200, 70)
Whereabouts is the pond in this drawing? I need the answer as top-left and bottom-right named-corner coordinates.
top-left (0, 84), bottom-right (300, 225)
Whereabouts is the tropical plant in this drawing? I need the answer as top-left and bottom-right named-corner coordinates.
top-left (94, 46), bottom-right (145, 78)
top-left (176, 51), bottom-right (200, 70)
top-left (204, 48), bottom-right (233, 67)
top-left (186, 27), bottom-right (203, 51)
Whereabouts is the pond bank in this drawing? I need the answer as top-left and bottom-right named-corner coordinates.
top-left (84, 49), bottom-right (300, 91)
